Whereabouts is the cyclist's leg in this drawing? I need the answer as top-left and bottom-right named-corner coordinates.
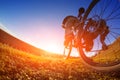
top-left (100, 35), bottom-right (108, 50)
top-left (100, 28), bottom-right (109, 50)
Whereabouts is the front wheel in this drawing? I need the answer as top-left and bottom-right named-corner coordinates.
top-left (78, 0), bottom-right (120, 72)
top-left (78, 45), bottom-right (120, 72)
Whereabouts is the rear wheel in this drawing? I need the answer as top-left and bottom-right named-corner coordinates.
top-left (63, 41), bottom-right (72, 59)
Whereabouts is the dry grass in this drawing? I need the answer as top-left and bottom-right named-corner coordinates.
top-left (0, 42), bottom-right (120, 80)
top-left (93, 37), bottom-right (120, 63)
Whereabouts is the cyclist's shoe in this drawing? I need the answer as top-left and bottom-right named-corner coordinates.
top-left (85, 47), bottom-right (91, 52)
top-left (102, 45), bottom-right (108, 50)
top-left (85, 45), bottom-right (93, 52)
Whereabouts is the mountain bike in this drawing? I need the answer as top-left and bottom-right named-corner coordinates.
top-left (63, 0), bottom-right (120, 71)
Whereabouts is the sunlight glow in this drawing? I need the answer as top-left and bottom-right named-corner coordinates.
top-left (32, 40), bottom-right (64, 54)
top-left (44, 43), bottom-right (60, 53)
top-left (45, 43), bottom-right (60, 53)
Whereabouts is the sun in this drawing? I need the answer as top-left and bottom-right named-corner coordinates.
top-left (45, 43), bottom-right (60, 53)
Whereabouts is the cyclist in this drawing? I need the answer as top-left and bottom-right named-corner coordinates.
top-left (82, 18), bottom-right (97, 51)
top-left (83, 19), bottom-right (109, 51)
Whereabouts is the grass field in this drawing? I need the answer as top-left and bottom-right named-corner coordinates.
top-left (0, 42), bottom-right (120, 80)
top-left (93, 37), bottom-right (120, 64)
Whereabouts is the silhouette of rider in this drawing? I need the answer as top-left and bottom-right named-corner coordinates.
top-left (82, 18), bottom-right (97, 51)
top-left (83, 18), bottom-right (109, 51)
